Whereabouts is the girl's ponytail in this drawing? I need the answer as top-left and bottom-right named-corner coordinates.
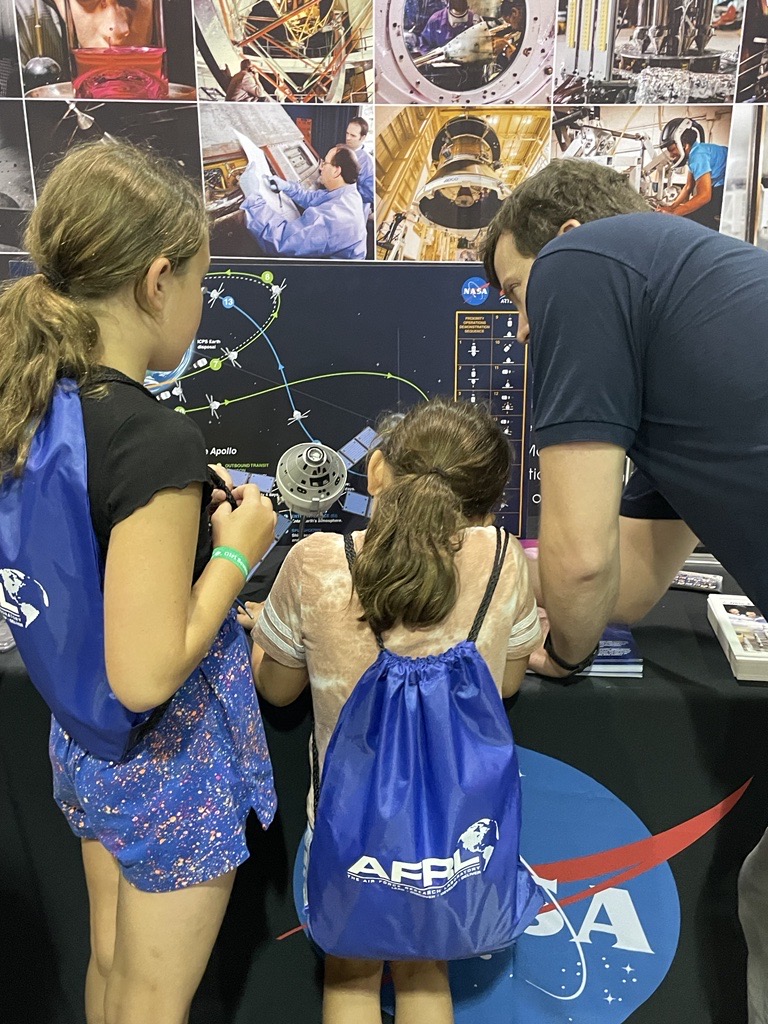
top-left (352, 398), bottom-right (511, 635)
top-left (0, 274), bottom-right (100, 478)
top-left (353, 469), bottom-right (465, 634)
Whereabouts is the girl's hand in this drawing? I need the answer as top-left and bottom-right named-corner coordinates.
top-left (237, 601), bottom-right (263, 632)
top-left (211, 484), bottom-right (277, 568)
top-left (208, 463), bottom-right (234, 488)
top-left (208, 463), bottom-right (236, 511)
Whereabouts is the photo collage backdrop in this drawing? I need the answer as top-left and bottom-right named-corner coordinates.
top-left (0, 0), bottom-right (766, 535)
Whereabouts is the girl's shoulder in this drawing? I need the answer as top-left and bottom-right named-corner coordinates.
top-left (273, 530), bottom-right (359, 609)
top-left (82, 377), bottom-right (203, 439)
top-left (461, 523), bottom-right (525, 555)
top-left (459, 525), bottom-right (528, 585)
top-left (280, 529), bottom-right (349, 575)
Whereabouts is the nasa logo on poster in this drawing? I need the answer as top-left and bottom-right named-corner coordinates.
top-left (289, 747), bottom-right (747, 1023)
top-left (461, 277), bottom-right (490, 306)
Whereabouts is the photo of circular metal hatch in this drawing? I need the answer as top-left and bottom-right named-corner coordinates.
top-left (375, 0), bottom-right (554, 104)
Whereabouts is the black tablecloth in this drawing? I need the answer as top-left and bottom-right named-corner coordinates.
top-left (2, 583), bottom-right (767, 1023)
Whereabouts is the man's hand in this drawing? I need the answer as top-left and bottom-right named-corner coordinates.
top-left (264, 175), bottom-right (288, 193)
top-left (527, 608), bottom-right (576, 679)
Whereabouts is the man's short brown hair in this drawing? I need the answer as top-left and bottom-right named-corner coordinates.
top-left (348, 116), bottom-right (369, 138)
top-left (482, 159), bottom-right (650, 288)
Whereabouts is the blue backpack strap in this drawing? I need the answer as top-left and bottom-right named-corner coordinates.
top-left (312, 532), bottom-right (382, 817)
top-left (467, 526), bottom-right (510, 643)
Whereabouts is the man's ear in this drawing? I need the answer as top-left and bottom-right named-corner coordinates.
top-left (557, 218), bottom-right (581, 236)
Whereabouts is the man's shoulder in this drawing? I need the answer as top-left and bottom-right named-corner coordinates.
top-left (534, 214), bottom-right (656, 279)
top-left (537, 212), bottom-right (732, 274)
top-left (336, 184), bottom-right (364, 207)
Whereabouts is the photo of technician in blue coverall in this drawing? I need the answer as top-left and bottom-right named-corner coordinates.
top-left (657, 117), bottom-right (729, 231)
top-left (241, 144), bottom-right (367, 260)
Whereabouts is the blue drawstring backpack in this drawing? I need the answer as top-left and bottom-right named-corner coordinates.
top-left (0, 378), bottom-right (158, 761)
top-left (306, 529), bottom-right (545, 961)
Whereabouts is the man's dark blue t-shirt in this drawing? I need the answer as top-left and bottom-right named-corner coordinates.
top-left (527, 212), bottom-right (768, 611)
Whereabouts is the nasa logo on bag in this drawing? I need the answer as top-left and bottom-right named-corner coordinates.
top-left (347, 818), bottom-right (498, 897)
top-left (0, 567), bottom-right (49, 628)
top-left (288, 747), bottom-right (748, 1023)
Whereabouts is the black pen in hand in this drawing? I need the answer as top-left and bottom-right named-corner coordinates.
top-left (234, 598), bottom-right (254, 620)
top-left (208, 468), bottom-right (238, 511)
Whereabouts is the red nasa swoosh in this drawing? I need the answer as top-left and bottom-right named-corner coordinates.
top-left (533, 779), bottom-right (751, 912)
top-left (276, 780), bottom-right (751, 940)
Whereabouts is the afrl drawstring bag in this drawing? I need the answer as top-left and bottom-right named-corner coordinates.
top-left (0, 378), bottom-right (159, 760)
top-left (306, 528), bottom-right (544, 960)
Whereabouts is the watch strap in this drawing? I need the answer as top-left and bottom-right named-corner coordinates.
top-left (543, 631), bottom-right (600, 676)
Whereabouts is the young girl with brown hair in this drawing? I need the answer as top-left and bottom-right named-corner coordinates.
top-left (249, 398), bottom-right (542, 1024)
top-left (0, 141), bottom-right (277, 1024)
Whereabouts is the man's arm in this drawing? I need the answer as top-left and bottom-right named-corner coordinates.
top-left (663, 172), bottom-right (694, 212)
top-left (279, 180), bottom-right (329, 209)
top-left (242, 71), bottom-right (263, 99)
top-left (670, 172), bottom-right (713, 217)
top-left (357, 156), bottom-right (375, 208)
top-left (240, 194), bottom-right (293, 256)
top-left (615, 516), bottom-right (698, 621)
top-left (531, 450), bottom-right (698, 676)
top-left (527, 515), bottom-right (698, 621)
top-left (242, 193), bottom-right (348, 259)
top-left (537, 442), bottom-right (625, 668)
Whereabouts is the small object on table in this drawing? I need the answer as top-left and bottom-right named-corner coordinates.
top-left (671, 569), bottom-right (723, 592)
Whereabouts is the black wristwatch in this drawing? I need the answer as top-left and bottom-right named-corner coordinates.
top-left (543, 631), bottom-right (600, 677)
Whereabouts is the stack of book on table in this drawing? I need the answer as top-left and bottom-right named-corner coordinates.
top-left (707, 594), bottom-right (768, 683)
top-left (519, 542), bottom-right (642, 678)
top-left (578, 624), bottom-right (643, 678)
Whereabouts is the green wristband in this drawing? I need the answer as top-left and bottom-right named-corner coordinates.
top-left (211, 545), bottom-right (250, 581)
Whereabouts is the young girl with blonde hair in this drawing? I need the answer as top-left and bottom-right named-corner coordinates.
top-left (0, 141), bottom-right (277, 1024)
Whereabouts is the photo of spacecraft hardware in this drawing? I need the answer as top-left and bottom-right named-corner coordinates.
top-left (195, 0), bottom-right (373, 101)
top-left (721, 104), bottom-right (768, 248)
top-left (551, 104), bottom-right (732, 219)
top-left (554, 0), bottom-right (742, 104)
top-left (736, 0), bottom-right (768, 100)
top-left (375, 0), bottom-right (555, 103)
top-left (376, 106), bottom-right (550, 260)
